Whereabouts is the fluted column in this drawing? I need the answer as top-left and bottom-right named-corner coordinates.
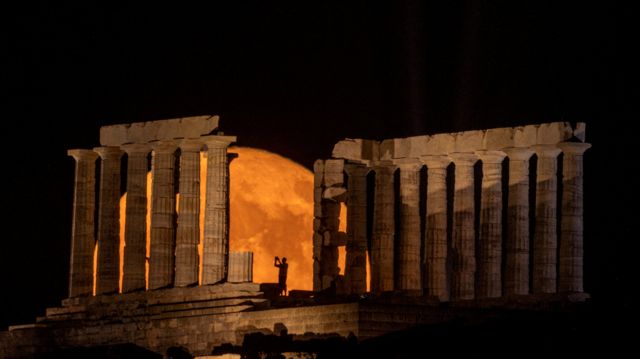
top-left (149, 141), bottom-right (178, 290)
top-left (202, 136), bottom-right (236, 285)
top-left (395, 160), bottom-right (422, 294)
top-left (421, 155), bottom-right (451, 301)
top-left (175, 140), bottom-right (203, 287)
top-left (532, 145), bottom-right (562, 294)
top-left (449, 153), bottom-right (478, 300)
top-left (67, 149), bottom-right (99, 297)
top-left (344, 163), bottom-right (369, 294)
top-left (475, 150), bottom-right (506, 298)
top-left (94, 146), bottom-right (123, 295)
top-left (371, 163), bottom-right (395, 293)
top-left (503, 147), bottom-right (534, 296)
top-left (558, 142), bottom-right (591, 293)
top-left (122, 144), bottom-right (151, 293)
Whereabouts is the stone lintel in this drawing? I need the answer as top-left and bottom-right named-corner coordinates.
top-left (100, 115), bottom-right (220, 146)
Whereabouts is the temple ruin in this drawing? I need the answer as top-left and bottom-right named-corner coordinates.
top-left (0, 118), bottom-right (590, 358)
top-left (314, 121), bottom-right (590, 299)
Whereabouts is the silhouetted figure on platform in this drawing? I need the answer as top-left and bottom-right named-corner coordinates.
top-left (274, 256), bottom-right (288, 296)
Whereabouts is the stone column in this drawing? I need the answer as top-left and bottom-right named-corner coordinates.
top-left (371, 163), bottom-right (395, 293)
top-left (149, 141), bottom-right (178, 290)
top-left (94, 146), bottom-right (123, 295)
top-left (121, 144), bottom-right (151, 293)
top-left (201, 136), bottom-right (236, 285)
top-left (175, 140), bottom-right (203, 287)
top-left (395, 160), bottom-right (422, 294)
top-left (449, 153), bottom-right (478, 300)
top-left (344, 163), bottom-right (369, 294)
top-left (503, 147), bottom-right (534, 296)
top-left (67, 149), bottom-right (99, 297)
top-left (475, 150), bottom-right (506, 298)
top-left (421, 155), bottom-right (451, 301)
top-left (532, 145), bottom-right (562, 294)
top-left (557, 142), bottom-right (591, 293)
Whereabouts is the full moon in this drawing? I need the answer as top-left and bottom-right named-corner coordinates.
top-left (227, 147), bottom-right (314, 290)
top-left (115, 146), bottom-right (326, 292)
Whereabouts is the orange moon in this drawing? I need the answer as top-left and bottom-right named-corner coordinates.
top-left (114, 146), bottom-right (336, 292)
top-left (227, 147), bottom-right (314, 290)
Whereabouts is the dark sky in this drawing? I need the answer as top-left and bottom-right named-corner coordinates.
top-left (1, 1), bottom-right (631, 330)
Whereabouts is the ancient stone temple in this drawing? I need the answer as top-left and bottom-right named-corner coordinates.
top-left (1, 119), bottom-right (590, 358)
top-left (314, 122), bottom-right (591, 300)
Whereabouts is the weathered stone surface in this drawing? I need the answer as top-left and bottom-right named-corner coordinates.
top-left (332, 139), bottom-right (379, 162)
top-left (395, 160), bottom-right (422, 293)
top-left (344, 164), bottom-right (369, 294)
top-left (228, 252), bottom-right (253, 283)
top-left (94, 146), bottom-right (124, 295)
top-left (558, 142), bottom-right (591, 293)
top-left (121, 144), bottom-right (151, 293)
top-left (202, 136), bottom-right (236, 285)
top-left (67, 149), bottom-right (99, 297)
top-left (175, 140), bottom-right (203, 287)
top-left (475, 150), bottom-right (506, 298)
top-left (420, 155), bottom-right (451, 301)
top-left (100, 115), bottom-right (219, 146)
top-left (532, 145), bottom-right (562, 294)
top-left (371, 164), bottom-right (396, 292)
top-left (503, 147), bottom-right (535, 296)
top-left (449, 153), bottom-right (478, 300)
top-left (323, 159), bottom-right (345, 187)
top-left (322, 187), bottom-right (347, 202)
top-left (149, 141), bottom-right (179, 290)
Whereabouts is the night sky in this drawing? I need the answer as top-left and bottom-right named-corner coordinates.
top-left (1, 0), bottom-right (632, 335)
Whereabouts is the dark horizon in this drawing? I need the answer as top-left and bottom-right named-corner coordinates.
top-left (2, 0), bottom-right (632, 338)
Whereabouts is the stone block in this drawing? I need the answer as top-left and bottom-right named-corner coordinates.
top-left (455, 130), bottom-right (484, 152)
top-left (322, 187), bottom-right (347, 202)
top-left (323, 159), bottom-right (345, 187)
top-left (537, 122), bottom-right (573, 144)
top-left (100, 115), bottom-right (219, 146)
top-left (484, 127), bottom-right (515, 149)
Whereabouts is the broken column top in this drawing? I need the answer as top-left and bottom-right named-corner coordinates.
top-left (332, 121), bottom-right (586, 162)
top-left (99, 115), bottom-right (220, 146)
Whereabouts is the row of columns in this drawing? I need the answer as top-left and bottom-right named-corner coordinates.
top-left (338, 142), bottom-right (590, 300)
top-left (67, 136), bottom-right (235, 297)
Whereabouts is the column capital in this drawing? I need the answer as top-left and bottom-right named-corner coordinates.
top-left (93, 146), bottom-right (123, 160)
top-left (502, 147), bottom-right (535, 161)
top-left (420, 155), bottom-right (451, 169)
top-left (151, 140), bottom-right (178, 154)
top-left (178, 138), bottom-right (204, 152)
top-left (532, 144), bottom-right (562, 158)
top-left (343, 162), bottom-right (370, 177)
top-left (372, 160), bottom-right (397, 171)
top-left (121, 143), bottom-right (152, 155)
top-left (557, 142), bottom-right (591, 155)
top-left (201, 135), bottom-right (237, 149)
top-left (475, 150), bottom-right (507, 164)
top-left (449, 152), bottom-right (478, 166)
top-left (68, 149), bottom-right (98, 162)
top-left (393, 158), bottom-right (422, 172)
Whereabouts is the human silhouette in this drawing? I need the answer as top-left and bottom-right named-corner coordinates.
top-left (274, 256), bottom-right (289, 296)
